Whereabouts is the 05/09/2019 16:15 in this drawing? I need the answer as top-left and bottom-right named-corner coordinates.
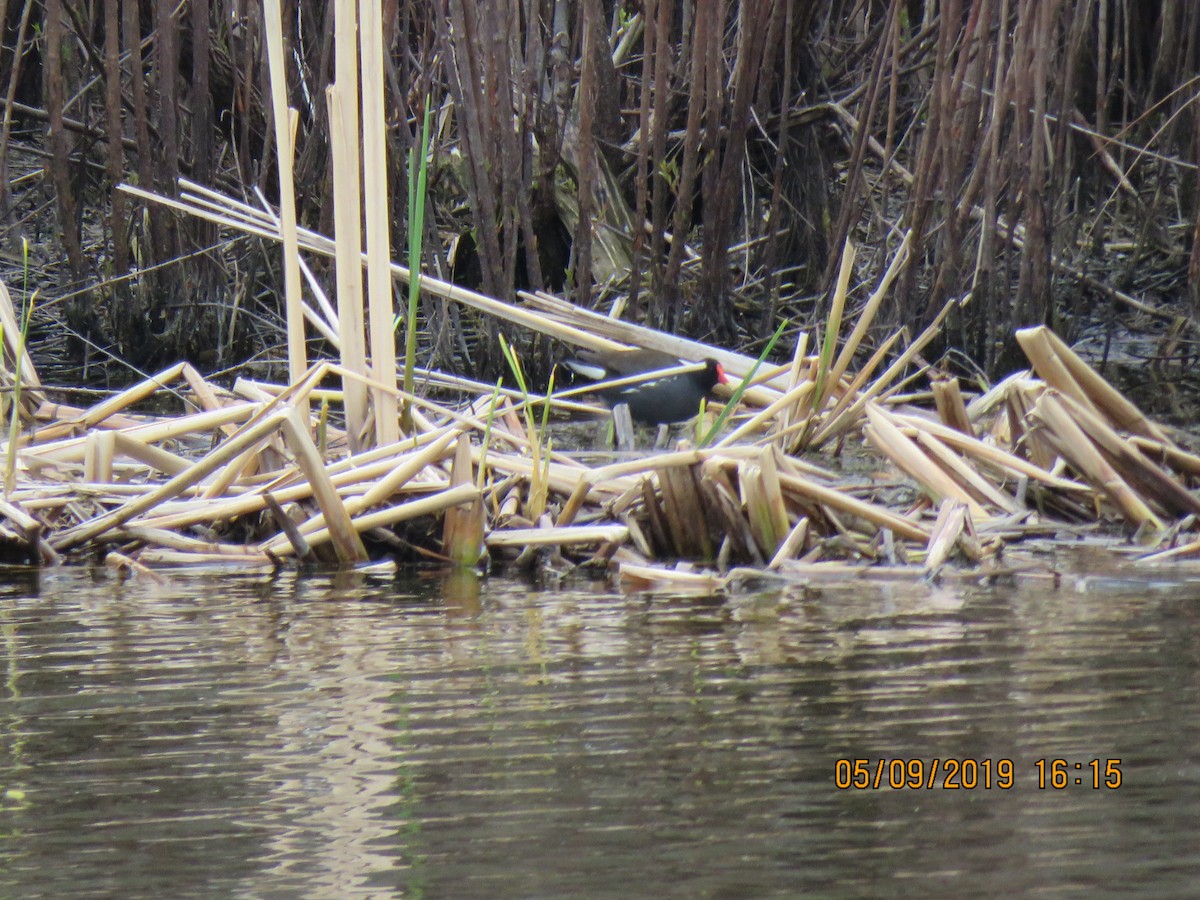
top-left (834, 758), bottom-right (1122, 790)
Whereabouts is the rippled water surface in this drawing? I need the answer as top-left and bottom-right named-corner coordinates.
top-left (0, 562), bottom-right (1198, 897)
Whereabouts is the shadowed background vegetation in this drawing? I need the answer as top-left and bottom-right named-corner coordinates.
top-left (1, 0), bottom-right (1198, 394)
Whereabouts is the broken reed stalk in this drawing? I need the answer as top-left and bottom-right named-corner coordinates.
top-left (262, 0), bottom-right (308, 413)
top-left (1031, 391), bottom-right (1163, 529)
top-left (741, 449), bottom-right (790, 557)
top-left (828, 230), bottom-right (912, 390)
top-left (911, 430), bottom-right (1021, 515)
top-left (29, 403), bottom-right (262, 465)
top-left (360, 0), bottom-right (399, 446)
top-left (137, 429), bottom-right (455, 534)
top-left (807, 295), bottom-right (959, 448)
top-left (924, 500), bottom-right (971, 572)
top-left (807, 239), bottom-right (855, 426)
top-left (779, 328), bottom-right (811, 435)
top-left (441, 432), bottom-right (486, 566)
top-left (265, 484), bottom-right (480, 560)
top-left (1015, 325), bottom-right (1170, 443)
top-left (3, 245), bottom-right (37, 495)
top-left (887, 411), bottom-right (1084, 490)
top-left (0, 255), bottom-right (42, 409)
top-left (327, 81), bottom-right (369, 453)
top-left (931, 376), bottom-right (974, 436)
top-left (50, 408), bottom-right (295, 551)
top-left (258, 427), bottom-right (463, 561)
top-left (82, 431), bottom-right (114, 482)
top-left (277, 405), bottom-right (368, 563)
top-left (121, 182), bottom-right (687, 377)
top-left (30, 361), bottom-right (187, 444)
top-left (799, 326), bottom-right (905, 446)
top-left (486, 524), bottom-right (629, 548)
top-left (110, 432), bottom-right (191, 477)
top-left (1051, 391), bottom-right (1200, 519)
top-left (768, 515), bottom-right (810, 569)
top-left (864, 403), bottom-right (991, 520)
top-left (719, 377), bottom-right (815, 447)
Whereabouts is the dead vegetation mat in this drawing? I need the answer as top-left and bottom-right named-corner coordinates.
top-left (2, 257), bottom-right (1200, 594)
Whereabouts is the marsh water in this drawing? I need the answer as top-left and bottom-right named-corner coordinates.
top-left (0, 558), bottom-right (1198, 898)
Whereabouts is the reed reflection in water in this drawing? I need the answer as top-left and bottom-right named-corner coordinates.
top-left (0, 564), bottom-right (1196, 897)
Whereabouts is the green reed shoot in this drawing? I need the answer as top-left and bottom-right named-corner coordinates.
top-left (317, 396), bottom-right (330, 457)
top-left (698, 319), bottom-right (787, 448)
top-left (498, 333), bottom-right (552, 519)
top-left (477, 377), bottom-right (504, 492)
top-left (399, 96), bottom-right (433, 432)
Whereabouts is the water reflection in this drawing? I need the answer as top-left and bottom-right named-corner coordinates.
top-left (0, 564), bottom-right (1196, 897)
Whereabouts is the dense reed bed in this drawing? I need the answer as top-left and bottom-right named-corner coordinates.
top-left (1, 3), bottom-right (1199, 587)
top-left (2, 3), bottom-right (1197, 385)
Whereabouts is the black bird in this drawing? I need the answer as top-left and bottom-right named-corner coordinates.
top-left (562, 348), bottom-right (729, 425)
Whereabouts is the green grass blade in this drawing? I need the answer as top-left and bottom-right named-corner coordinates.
top-left (698, 319), bottom-right (788, 448)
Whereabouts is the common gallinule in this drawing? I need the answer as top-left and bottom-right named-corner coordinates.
top-left (562, 348), bottom-right (729, 425)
